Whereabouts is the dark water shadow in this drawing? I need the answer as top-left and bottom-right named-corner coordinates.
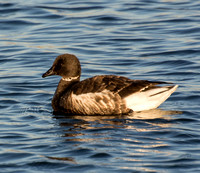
top-left (53, 108), bottom-right (182, 121)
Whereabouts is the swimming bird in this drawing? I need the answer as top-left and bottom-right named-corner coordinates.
top-left (42, 54), bottom-right (178, 115)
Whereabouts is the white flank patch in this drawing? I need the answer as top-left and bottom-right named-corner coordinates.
top-left (70, 89), bottom-right (116, 115)
top-left (124, 85), bottom-right (178, 111)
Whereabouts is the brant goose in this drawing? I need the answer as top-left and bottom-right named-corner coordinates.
top-left (42, 54), bottom-right (178, 115)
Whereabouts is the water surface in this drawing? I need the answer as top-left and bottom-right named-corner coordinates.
top-left (0, 0), bottom-right (200, 172)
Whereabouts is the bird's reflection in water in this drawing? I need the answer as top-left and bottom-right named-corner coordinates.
top-left (131, 109), bottom-right (181, 119)
top-left (53, 109), bottom-right (182, 138)
top-left (48, 109), bottom-right (182, 164)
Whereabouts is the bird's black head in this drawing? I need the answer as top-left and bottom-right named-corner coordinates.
top-left (42, 54), bottom-right (81, 79)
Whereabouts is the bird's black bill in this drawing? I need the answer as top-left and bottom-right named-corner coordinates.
top-left (42, 67), bottom-right (55, 78)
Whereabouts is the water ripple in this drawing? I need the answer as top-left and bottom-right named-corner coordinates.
top-left (0, 0), bottom-right (200, 172)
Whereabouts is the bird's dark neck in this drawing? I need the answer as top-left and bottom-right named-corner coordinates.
top-left (52, 78), bottom-right (79, 111)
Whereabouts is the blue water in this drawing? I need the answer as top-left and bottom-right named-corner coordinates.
top-left (1, 0), bottom-right (200, 172)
